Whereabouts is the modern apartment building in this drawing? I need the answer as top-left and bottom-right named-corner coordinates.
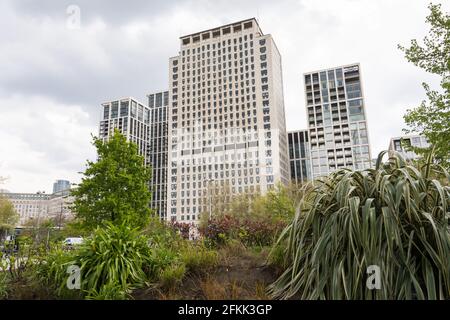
top-left (388, 134), bottom-right (429, 160)
top-left (99, 97), bottom-right (151, 165)
top-left (147, 91), bottom-right (169, 219)
top-left (167, 18), bottom-right (290, 222)
top-left (304, 63), bottom-right (372, 178)
top-left (287, 130), bottom-right (312, 183)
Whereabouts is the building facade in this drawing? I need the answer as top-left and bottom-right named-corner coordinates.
top-left (287, 130), bottom-right (312, 183)
top-left (2, 192), bottom-right (50, 226)
top-left (147, 91), bottom-right (169, 219)
top-left (1, 189), bottom-right (74, 227)
top-left (99, 97), bottom-right (151, 165)
top-left (167, 18), bottom-right (290, 223)
top-left (304, 63), bottom-right (372, 179)
top-left (388, 134), bottom-right (429, 160)
top-left (47, 189), bottom-right (74, 227)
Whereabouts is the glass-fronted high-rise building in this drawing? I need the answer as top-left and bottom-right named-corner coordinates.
top-left (52, 180), bottom-right (70, 194)
top-left (167, 18), bottom-right (290, 223)
top-left (287, 130), bottom-right (311, 183)
top-left (304, 64), bottom-right (372, 179)
top-left (147, 91), bottom-right (169, 219)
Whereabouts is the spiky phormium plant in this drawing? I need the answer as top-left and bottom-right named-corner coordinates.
top-left (268, 151), bottom-right (450, 300)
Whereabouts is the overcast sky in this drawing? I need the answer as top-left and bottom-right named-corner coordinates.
top-left (0, 0), bottom-right (445, 193)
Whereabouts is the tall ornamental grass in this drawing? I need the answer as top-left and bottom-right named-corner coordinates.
top-left (268, 151), bottom-right (450, 299)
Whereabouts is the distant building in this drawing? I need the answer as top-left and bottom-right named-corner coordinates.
top-left (287, 130), bottom-right (312, 183)
top-left (1, 192), bottom-right (50, 226)
top-left (52, 180), bottom-right (70, 193)
top-left (47, 189), bottom-right (74, 227)
top-left (1, 189), bottom-right (74, 227)
top-left (388, 134), bottom-right (430, 160)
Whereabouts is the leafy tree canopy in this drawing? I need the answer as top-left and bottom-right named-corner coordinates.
top-left (398, 3), bottom-right (450, 168)
top-left (0, 196), bottom-right (19, 232)
top-left (71, 129), bottom-right (153, 230)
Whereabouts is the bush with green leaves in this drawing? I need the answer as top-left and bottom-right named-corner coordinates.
top-left (158, 263), bottom-right (186, 288)
top-left (32, 247), bottom-right (79, 299)
top-left (85, 282), bottom-right (131, 300)
top-left (73, 222), bottom-right (152, 295)
top-left (180, 242), bottom-right (218, 274)
top-left (0, 270), bottom-right (9, 299)
top-left (269, 151), bottom-right (450, 300)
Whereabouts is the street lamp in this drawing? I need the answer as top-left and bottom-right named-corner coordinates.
top-left (35, 190), bottom-right (45, 243)
top-left (207, 178), bottom-right (214, 220)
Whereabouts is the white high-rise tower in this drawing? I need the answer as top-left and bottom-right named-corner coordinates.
top-left (167, 18), bottom-right (289, 223)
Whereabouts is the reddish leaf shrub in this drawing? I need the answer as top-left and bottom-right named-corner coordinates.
top-left (169, 221), bottom-right (195, 240)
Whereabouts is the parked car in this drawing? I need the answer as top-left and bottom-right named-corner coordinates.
top-left (63, 237), bottom-right (84, 247)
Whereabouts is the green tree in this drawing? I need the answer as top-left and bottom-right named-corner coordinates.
top-left (72, 129), bottom-right (152, 230)
top-left (398, 3), bottom-right (450, 168)
top-left (0, 196), bottom-right (19, 237)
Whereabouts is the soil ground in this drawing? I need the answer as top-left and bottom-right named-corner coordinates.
top-left (133, 246), bottom-right (280, 300)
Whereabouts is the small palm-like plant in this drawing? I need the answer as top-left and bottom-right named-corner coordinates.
top-left (75, 222), bottom-right (152, 296)
top-left (268, 151), bottom-right (450, 299)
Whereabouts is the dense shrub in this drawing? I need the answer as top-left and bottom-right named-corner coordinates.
top-left (158, 263), bottom-right (186, 288)
top-left (73, 222), bottom-right (152, 295)
top-left (200, 214), bottom-right (286, 247)
top-left (269, 152), bottom-right (450, 299)
top-left (180, 242), bottom-right (218, 273)
top-left (169, 221), bottom-right (195, 240)
top-left (85, 282), bottom-right (130, 300)
top-left (32, 247), bottom-right (79, 298)
top-left (0, 269), bottom-right (9, 299)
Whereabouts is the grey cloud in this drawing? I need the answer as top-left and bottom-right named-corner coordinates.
top-left (0, 0), bottom-right (445, 192)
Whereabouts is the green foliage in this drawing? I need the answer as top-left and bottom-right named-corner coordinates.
top-left (200, 214), bottom-right (285, 247)
top-left (58, 220), bottom-right (91, 239)
top-left (200, 183), bottom-right (298, 226)
top-left (74, 222), bottom-right (152, 295)
top-left (269, 151), bottom-right (450, 300)
top-left (399, 3), bottom-right (450, 168)
top-left (0, 270), bottom-right (9, 299)
top-left (32, 247), bottom-right (80, 299)
top-left (267, 242), bottom-right (289, 271)
top-left (85, 282), bottom-right (131, 300)
top-left (147, 246), bottom-right (180, 281)
top-left (71, 129), bottom-right (153, 230)
top-left (143, 217), bottom-right (183, 248)
top-left (158, 263), bottom-right (186, 288)
top-left (0, 196), bottom-right (19, 234)
top-left (180, 242), bottom-right (218, 274)
top-left (198, 183), bottom-right (302, 247)
top-left (262, 183), bottom-right (305, 219)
